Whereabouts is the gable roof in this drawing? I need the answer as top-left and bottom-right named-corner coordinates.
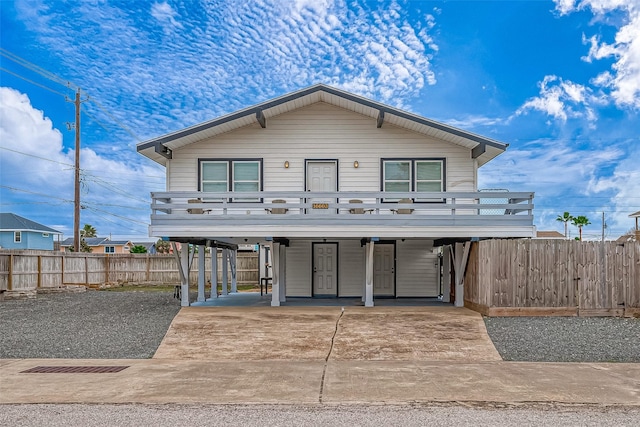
top-left (0, 213), bottom-right (61, 234)
top-left (60, 237), bottom-right (132, 247)
top-left (536, 230), bottom-right (565, 239)
top-left (137, 83), bottom-right (507, 167)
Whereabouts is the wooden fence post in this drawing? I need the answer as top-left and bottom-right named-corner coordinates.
top-left (105, 254), bottom-right (110, 284)
top-left (8, 253), bottom-right (13, 291)
top-left (37, 255), bottom-right (42, 289)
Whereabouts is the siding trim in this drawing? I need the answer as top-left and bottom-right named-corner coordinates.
top-left (380, 157), bottom-right (447, 203)
top-left (197, 158), bottom-right (264, 201)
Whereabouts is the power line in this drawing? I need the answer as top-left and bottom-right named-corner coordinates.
top-left (83, 110), bottom-right (114, 135)
top-left (88, 98), bottom-right (143, 143)
top-left (0, 48), bottom-right (77, 89)
top-left (81, 200), bottom-right (148, 211)
top-left (0, 146), bottom-right (75, 168)
top-left (83, 175), bottom-right (150, 204)
top-left (0, 67), bottom-right (67, 97)
top-left (82, 205), bottom-right (149, 226)
top-left (0, 185), bottom-right (73, 203)
top-left (82, 209), bottom-right (148, 234)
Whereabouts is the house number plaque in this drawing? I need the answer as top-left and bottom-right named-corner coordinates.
top-left (312, 203), bottom-right (329, 209)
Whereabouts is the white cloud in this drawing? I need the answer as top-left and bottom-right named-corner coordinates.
top-left (14, 0), bottom-right (439, 137)
top-left (555, 0), bottom-right (640, 108)
top-left (151, 2), bottom-right (183, 32)
top-left (0, 87), bottom-right (163, 237)
top-left (0, 87), bottom-right (69, 187)
top-left (516, 76), bottom-right (596, 122)
top-left (479, 138), bottom-right (628, 236)
top-left (586, 143), bottom-right (640, 235)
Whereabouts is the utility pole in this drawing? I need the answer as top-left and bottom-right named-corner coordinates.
top-left (67, 88), bottom-right (88, 252)
top-left (601, 211), bottom-right (606, 242)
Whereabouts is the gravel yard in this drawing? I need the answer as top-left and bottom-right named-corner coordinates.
top-left (0, 291), bottom-right (180, 359)
top-left (483, 316), bottom-right (640, 363)
top-left (1, 291), bottom-right (638, 361)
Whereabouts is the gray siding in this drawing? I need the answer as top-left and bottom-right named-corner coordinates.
top-left (396, 239), bottom-right (439, 297)
top-left (285, 240), bottom-right (312, 297)
top-left (167, 102), bottom-right (475, 193)
top-left (339, 240), bottom-right (365, 297)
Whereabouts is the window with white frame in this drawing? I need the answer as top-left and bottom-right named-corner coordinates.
top-left (14, 231), bottom-right (21, 243)
top-left (200, 159), bottom-right (262, 201)
top-left (104, 246), bottom-right (115, 253)
top-left (382, 159), bottom-right (445, 201)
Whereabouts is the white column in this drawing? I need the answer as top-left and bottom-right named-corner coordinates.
top-left (197, 245), bottom-right (206, 302)
top-left (271, 242), bottom-right (280, 306)
top-left (230, 249), bottom-right (238, 293)
top-left (221, 248), bottom-right (229, 296)
top-left (180, 244), bottom-right (190, 307)
top-left (210, 248), bottom-right (218, 299)
top-left (279, 244), bottom-right (286, 303)
top-left (442, 246), bottom-right (451, 303)
top-left (364, 241), bottom-right (374, 307)
top-left (454, 242), bottom-right (470, 308)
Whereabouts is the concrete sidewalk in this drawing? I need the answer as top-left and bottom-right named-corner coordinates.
top-left (1, 358), bottom-right (639, 405)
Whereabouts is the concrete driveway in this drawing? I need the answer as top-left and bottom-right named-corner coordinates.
top-left (153, 306), bottom-right (502, 361)
top-left (2, 306), bottom-right (639, 406)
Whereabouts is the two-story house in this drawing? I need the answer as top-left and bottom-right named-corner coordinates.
top-left (137, 84), bottom-right (535, 307)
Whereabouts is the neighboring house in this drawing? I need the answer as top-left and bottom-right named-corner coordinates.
top-left (535, 231), bottom-right (565, 239)
top-left (0, 213), bottom-right (62, 250)
top-left (137, 84), bottom-right (535, 307)
top-left (60, 237), bottom-right (133, 253)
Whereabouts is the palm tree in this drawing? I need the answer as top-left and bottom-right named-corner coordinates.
top-left (556, 212), bottom-right (573, 238)
top-left (80, 224), bottom-right (97, 238)
top-left (571, 215), bottom-right (591, 241)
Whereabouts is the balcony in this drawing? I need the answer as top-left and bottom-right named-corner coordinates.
top-left (149, 191), bottom-right (535, 239)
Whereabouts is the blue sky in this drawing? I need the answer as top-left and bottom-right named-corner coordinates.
top-left (1, 0), bottom-right (639, 241)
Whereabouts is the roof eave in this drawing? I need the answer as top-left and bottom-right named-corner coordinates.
top-left (136, 83), bottom-right (508, 165)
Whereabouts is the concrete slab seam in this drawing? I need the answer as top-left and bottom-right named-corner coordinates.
top-left (319, 309), bottom-right (345, 403)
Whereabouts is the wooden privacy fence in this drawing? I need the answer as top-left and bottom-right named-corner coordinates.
top-left (464, 239), bottom-right (640, 317)
top-left (0, 250), bottom-right (259, 294)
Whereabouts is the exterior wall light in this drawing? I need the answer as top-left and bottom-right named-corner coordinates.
top-left (354, 160), bottom-right (359, 168)
top-left (284, 161), bottom-right (289, 168)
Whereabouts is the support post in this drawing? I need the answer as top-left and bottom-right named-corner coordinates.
top-left (279, 243), bottom-right (286, 303)
top-left (271, 242), bottom-right (280, 306)
top-left (180, 244), bottom-right (190, 307)
top-left (210, 248), bottom-right (218, 299)
top-left (230, 249), bottom-right (238, 293)
top-left (453, 242), bottom-right (471, 307)
top-left (364, 241), bottom-right (375, 307)
top-left (221, 248), bottom-right (229, 296)
top-left (442, 246), bottom-right (451, 303)
top-left (197, 245), bottom-right (206, 302)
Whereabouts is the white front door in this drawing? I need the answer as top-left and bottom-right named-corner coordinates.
top-left (313, 243), bottom-right (338, 296)
top-left (374, 244), bottom-right (395, 296)
top-left (306, 161), bottom-right (337, 214)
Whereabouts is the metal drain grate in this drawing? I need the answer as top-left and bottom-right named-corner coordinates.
top-left (20, 366), bottom-right (129, 374)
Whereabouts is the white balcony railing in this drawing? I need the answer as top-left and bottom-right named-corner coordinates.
top-left (150, 191), bottom-right (534, 228)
